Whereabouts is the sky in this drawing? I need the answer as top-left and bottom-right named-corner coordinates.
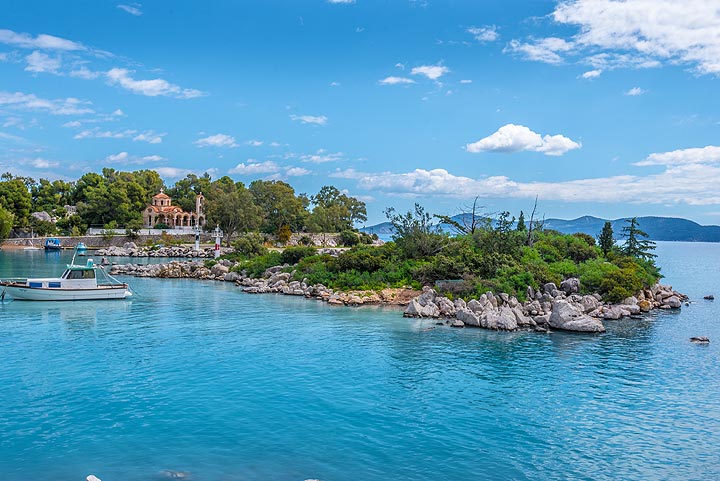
top-left (1, 0), bottom-right (720, 226)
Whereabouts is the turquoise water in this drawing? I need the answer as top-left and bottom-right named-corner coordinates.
top-left (1, 243), bottom-right (719, 481)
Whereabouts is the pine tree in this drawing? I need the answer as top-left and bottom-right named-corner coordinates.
top-left (516, 211), bottom-right (526, 231)
top-left (598, 221), bottom-right (614, 256)
top-left (621, 217), bottom-right (656, 260)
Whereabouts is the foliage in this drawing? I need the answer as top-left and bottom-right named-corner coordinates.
top-left (277, 225), bottom-right (292, 244)
top-left (0, 205), bottom-right (13, 240)
top-left (339, 229), bottom-right (360, 247)
top-left (385, 203), bottom-right (447, 259)
top-left (154, 223), bottom-right (170, 230)
top-left (516, 211), bottom-right (526, 231)
top-left (621, 217), bottom-right (656, 260)
top-left (307, 185), bottom-right (367, 233)
top-left (249, 180), bottom-right (309, 234)
top-left (280, 246), bottom-right (317, 265)
top-left (598, 221), bottom-right (615, 256)
top-left (30, 217), bottom-right (56, 236)
top-left (205, 178), bottom-right (261, 244)
top-left (232, 233), bottom-right (268, 258)
top-left (297, 235), bottom-right (314, 246)
top-left (234, 251), bottom-right (283, 278)
top-left (0, 174), bottom-right (32, 226)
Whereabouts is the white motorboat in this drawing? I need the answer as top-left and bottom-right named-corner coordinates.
top-left (0, 258), bottom-right (132, 301)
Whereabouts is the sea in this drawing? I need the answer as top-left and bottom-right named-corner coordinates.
top-left (0, 242), bottom-right (718, 481)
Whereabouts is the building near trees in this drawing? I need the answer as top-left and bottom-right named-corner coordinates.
top-left (143, 190), bottom-right (206, 229)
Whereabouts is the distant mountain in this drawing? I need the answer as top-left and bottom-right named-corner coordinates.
top-left (362, 215), bottom-right (720, 242)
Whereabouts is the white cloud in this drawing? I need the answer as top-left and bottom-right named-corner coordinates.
top-left (229, 160), bottom-right (280, 175)
top-left (330, 81), bottom-right (341, 87)
top-left (505, 37), bottom-right (574, 65)
top-left (25, 51), bottom-right (61, 73)
top-left (105, 151), bottom-right (129, 162)
top-left (327, 0), bottom-right (356, 3)
top-left (466, 124), bottom-right (581, 156)
top-left (141, 154), bottom-right (164, 162)
top-left (379, 76), bottom-right (416, 85)
top-left (26, 158), bottom-right (59, 168)
top-left (509, 0), bottom-right (720, 75)
top-left (69, 67), bottom-right (101, 79)
top-left (634, 145), bottom-right (720, 166)
top-left (106, 68), bottom-right (204, 99)
top-left (333, 160), bottom-right (720, 206)
top-left (0, 53), bottom-right (7, 61)
top-left (0, 29), bottom-right (85, 51)
top-left (194, 133), bottom-right (238, 148)
top-left (467, 26), bottom-right (499, 42)
top-left (62, 120), bottom-right (81, 128)
top-left (286, 167), bottom-right (311, 176)
top-left (246, 139), bottom-right (263, 147)
top-left (411, 64), bottom-right (450, 80)
top-left (290, 114), bottom-right (328, 126)
top-left (74, 128), bottom-right (165, 143)
top-left (580, 69), bottom-right (602, 79)
top-left (0, 91), bottom-right (94, 115)
top-left (112, 109), bottom-right (125, 116)
top-left (132, 131), bottom-right (164, 144)
top-left (625, 87), bottom-right (646, 96)
top-left (117, 4), bottom-right (143, 16)
top-left (460, 79), bottom-right (473, 84)
top-left (299, 149), bottom-right (344, 163)
top-left (155, 167), bottom-right (197, 179)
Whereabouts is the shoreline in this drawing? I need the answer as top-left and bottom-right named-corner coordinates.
top-left (110, 259), bottom-right (688, 334)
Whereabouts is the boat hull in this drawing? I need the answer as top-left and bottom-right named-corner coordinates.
top-left (1, 284), bottom-right (131, 301)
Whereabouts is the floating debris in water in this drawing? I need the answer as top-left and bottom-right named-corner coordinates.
top-left (690, 336), bottom-right (710, 343)
top-left (703, 295), bottom-right (714, 300)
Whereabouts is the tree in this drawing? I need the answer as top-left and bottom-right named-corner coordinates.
top-left (385, 203), bottom-right (447, 259)
top-left (0, 205), bottom-right (13, 240)
top-left (598, 221), bottom-right (615, 256)
top-left (434, 196), bottom-right (485, 235)
top-left (0, 175), bottom-right (32, 226)
top-left (621, 217), bottom-right (656, 260)
top-left (205, 180), bottom-right (262, 244)
top-left (516, 211), bottom-right (526, 231)
top-left (308, 185), bottom-right (367, 233)
top-left (249, 180), bottom-right (309, 234)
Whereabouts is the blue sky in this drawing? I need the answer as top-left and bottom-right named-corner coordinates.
top-left (1, 0), bottom-right (720, 226)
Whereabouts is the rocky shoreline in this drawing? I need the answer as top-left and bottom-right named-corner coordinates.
top-left (110, 260), bottom-right (688, 334)
top-left (109, 259), bottom-right (419, 306)
top-left (403, 280), bottom-right (688, 333)
top-left (97, 242), bottom-right (348, 259)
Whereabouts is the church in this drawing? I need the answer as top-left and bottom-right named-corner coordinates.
top-left (143, 190), bottom-right (206, 229)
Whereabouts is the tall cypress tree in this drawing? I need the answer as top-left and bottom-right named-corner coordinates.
top-left (516, 211), bottom-right (526, 231)
top-left (598, 221), bottom-right (614, 256)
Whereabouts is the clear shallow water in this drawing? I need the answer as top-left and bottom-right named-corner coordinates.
top-left (0, 243), bottom-right (719, 481)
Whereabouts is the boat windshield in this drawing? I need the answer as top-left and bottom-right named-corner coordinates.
top-left (64, 269), bottom-right (95, 279)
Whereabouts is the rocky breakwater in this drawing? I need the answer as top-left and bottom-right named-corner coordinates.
top-left (110, 260), bottom-right (419, 307)
top-left (97, 242), bottom-right (230, 258)
top-left (404, 278), bottom-right (688, 333)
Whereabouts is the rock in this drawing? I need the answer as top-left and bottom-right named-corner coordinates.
top-left (533, 313), bottom-right (550, 325)
top-left (560, 277), bottom-right (580, 295)
top-left (417, 286), bottom-right (437, 306)
top-left (603, 307), bottom-right (624, 320)
top-left (498, 292), bottom-right (509, 304)
top-left (690, 336), bottom-right (710, 343)
top-left (512, 306), bottom-right (535, 327)
top-left (455, 308), bottom-right (481, 327)
top-left (453, 298), bottom-right (467, 310)
top-left (87, 476), bottom-right (102, 481)
top-left (548, 300), bottom-right (606, 333)
top-left (543, 282), bottom-right (557, 294)
top-left (223, 271), bottom-right (240, 282)
top-left (638, 300), bottom-right (652, 312)
top-left (404, 298), bottom-right (439, 317)
top-left (664, 296), bottom-right (682, 308)
top-left (496, 307), bottom-right (519, 330)
top-left (436, 297), bottom-right (456, 317)
top-left (704, 295), bottom-right (714, 300)
top-left (210, 264), bottom-right (229, 277)
top-left (526, 285), bottom-right (535, 301)
top-left (450, 319), bottom-right (465, 328)
top-left (580, 295), bottom-right (599, 314)
top-left (467, 299), bottom-right (483, 313)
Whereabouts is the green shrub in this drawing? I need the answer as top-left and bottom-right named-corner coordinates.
top-left (233, 233), bottom-right (268, 258)
top-left (154, 223), bottom-right (169, 230)
top-left (277, 225), bottom-right (292, 245)
top-left (600, 267), bottom-right (643, 303)
top-left (298, 235), bottom-right (314, 246)
top-left (280, 246), bottom-right (317, 265)
top-left (339, 229), bottom-right (360, 247)
top-left (237, 251), bottom-right (283, 278)
top-left (334, 246), bottom-right (386, 273)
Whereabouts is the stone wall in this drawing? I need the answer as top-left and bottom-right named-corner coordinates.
top-left (2, 234), bottom-right (214, 249)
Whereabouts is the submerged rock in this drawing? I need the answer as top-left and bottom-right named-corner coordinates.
top-left (690, 336), bottom-right (710, 343)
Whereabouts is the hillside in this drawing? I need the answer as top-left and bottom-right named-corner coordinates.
top-left (362, 215), bottom-right (720, 242)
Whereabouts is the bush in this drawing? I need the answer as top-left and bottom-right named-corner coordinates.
top-left (600, 267), bottom-right (643, 303)
top-left (233, 233), bottom-right (268, 258)
top-left (280, 246), bottom-right (317, 265)
top-left (154, 223), bottom-right (169, 230)
top-left (277, 225), bottom-right (292, 245)
top-left (339, 229), bottom-right (360, 247)
top-left (359, 232), bottom-right (375, 244)
top-left (298, 235), bottom-right (314, 246)
top-left (333, 245), bottom-right (386, 273)
top-left (237, 251), bottom-right (283, 278)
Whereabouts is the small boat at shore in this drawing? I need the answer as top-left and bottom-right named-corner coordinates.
top-left (77, 242), bottom-right (88, 256)
top-left (44, 238), bottom-right (61, 250)
top-left (0, 257), bottom-right (132, 301)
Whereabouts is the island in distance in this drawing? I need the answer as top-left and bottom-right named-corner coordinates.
top-left (363, 215), bottom-right (720, 243)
